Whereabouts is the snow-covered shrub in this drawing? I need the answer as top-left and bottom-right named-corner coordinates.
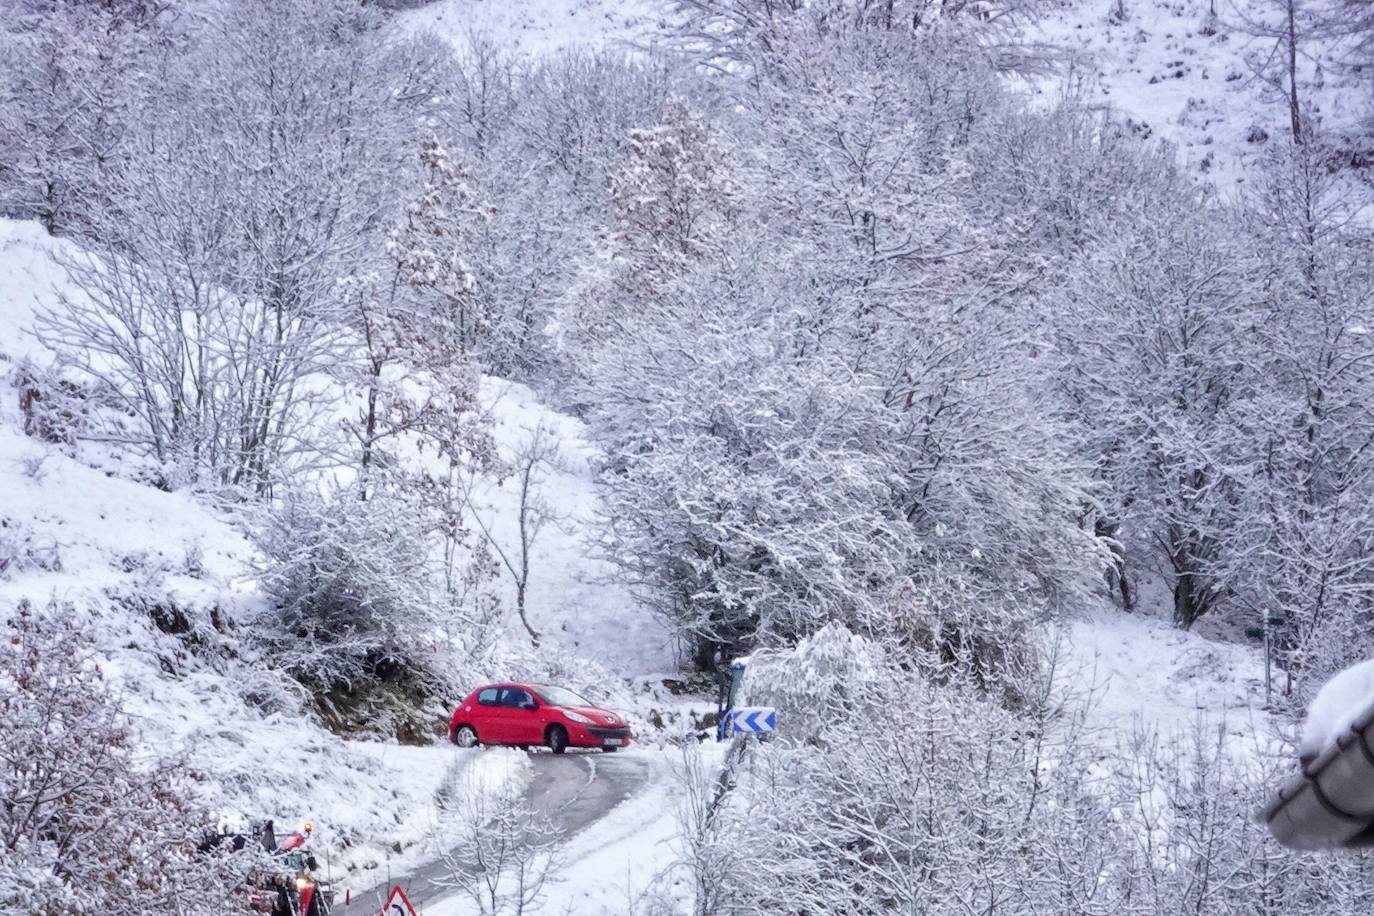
top-left (702, 645), bottom-right (1374, 915)
top-left (0, 604), bottom-right (251, 916)
top-left (670, 742), bottom-right (742, 916)
top-left (254, 490), bottom-right (432, 682)
top-left (746, 622), bottom-right (889, 746)
top-left (182, 539), bottom-right (206, 579)
top-left (12, 361), bottom-right (89, 448)
top-left (0, 517), bottom-right (60, 579)
top-left (253, 489), bottom-right (465, 740)
top-left (1103, 718), bottom-right (1374, 916)
top-left (706, 662), bottom-right (1119, 914)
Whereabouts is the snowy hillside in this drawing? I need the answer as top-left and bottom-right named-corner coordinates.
top-left (0, 216), bottom-right (667, 896)
top-left (7, 0), bottom-right (1374, 912)
top-left (466, 377), bottom-right (674, 674)
top-left (0, 219), bottom-right (459, 878)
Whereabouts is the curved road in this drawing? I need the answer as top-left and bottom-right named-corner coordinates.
top-left (343, 751), bottom-right (651, 913)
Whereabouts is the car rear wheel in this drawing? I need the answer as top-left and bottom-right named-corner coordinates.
top-left (546, 724), bottom-right (568, 755)
top-left (453, 725), bottom-right (479, 748)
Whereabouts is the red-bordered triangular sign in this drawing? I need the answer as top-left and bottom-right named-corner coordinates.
top-left (382, 885), bottom-right (417, 916)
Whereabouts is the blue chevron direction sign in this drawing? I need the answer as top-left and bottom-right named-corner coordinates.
top-left (728, 706), bottom-right (777, 735)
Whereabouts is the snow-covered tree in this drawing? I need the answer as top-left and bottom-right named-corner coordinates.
top-left (433, 761), bottom-right (559, 916)
top-left (254, 490), bottom-right (433, 687)
top-left (0, 605), bottom-right (250, 916)
top-left (575, 22), bottom-right (1101, 672)
top-left (34, 0), bottom-right (440, 493)
top-left (1055, 182), bottom-right (1267, 629)
top-left (390, 135), bottom-right (492, 354)
top-left (1238, 140), bottom-right (1374, 688)
top-left (0, 1), bottom-right (172, 234)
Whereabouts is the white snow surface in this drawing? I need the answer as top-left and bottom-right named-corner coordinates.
top-left (396, 0), bottom-right (674, 56)
top-left (1028, 0), bottom-right (1370, 187)
top-left (1059, 605), bottom-right (1270, 740)
top-left (470, 376), bottom-right (674, 676)
top-left (0, 218), bottom-right (72, 364)
top-left (1298, 658), bottom-right (1374, 760)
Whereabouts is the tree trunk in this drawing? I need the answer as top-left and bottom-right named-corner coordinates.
top-left (1288, 0), bottom-right (1303, 143)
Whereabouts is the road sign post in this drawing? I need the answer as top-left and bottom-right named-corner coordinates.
top-left (716, 657), bottom-right (750, 741)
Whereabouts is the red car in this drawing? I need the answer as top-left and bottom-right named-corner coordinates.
top-left (448, 683), bottom-right (633, 754)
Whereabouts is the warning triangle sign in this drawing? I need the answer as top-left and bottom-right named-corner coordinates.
top-left (382, 885), bottom-right (417, 916)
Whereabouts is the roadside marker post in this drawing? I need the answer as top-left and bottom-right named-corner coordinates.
top-left (716, 657), bottom-right (750, 741)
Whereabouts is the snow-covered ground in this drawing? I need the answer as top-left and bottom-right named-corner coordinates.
top-left (1028, 0), bottom-right (1370, 188)
top-left (468, 377), bottom-right (675, 675)
top-left (396, 0), bottom-right (673, 56)
top-left (1060, 604), bottom-right (1271, 741)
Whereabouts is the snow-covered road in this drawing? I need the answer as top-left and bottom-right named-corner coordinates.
top-left (341, 751), bottom-right (653, 914)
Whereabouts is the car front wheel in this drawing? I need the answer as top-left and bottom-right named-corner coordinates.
top-left (546, 725), bottom-right (568, 755)
top-left (453, 725), bottom-right (479, 748)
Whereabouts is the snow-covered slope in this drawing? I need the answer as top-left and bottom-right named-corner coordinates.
top-left (0, 218), bottom-right (470, 884)
top-left (1029, 0), bottom-right (1370, 187)
top-left (396, 0), bottom-right (672, 55)
top-left (1061, 607), bottom-right (1270, 740)
top-left (471, 377), bottom-right (674, 675)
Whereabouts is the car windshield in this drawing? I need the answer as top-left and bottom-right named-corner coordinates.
top-left (534, 685), bottom-right (591, 708)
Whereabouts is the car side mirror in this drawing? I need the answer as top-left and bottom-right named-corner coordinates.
top-left (522, 700), bottom-right (537, 711)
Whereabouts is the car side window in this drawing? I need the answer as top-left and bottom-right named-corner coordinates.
top-left (503, 688), bottom-right (533, 708)
top-left (477, 688), bottom-right (499, 707)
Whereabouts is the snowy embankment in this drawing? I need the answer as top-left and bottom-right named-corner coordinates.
top-left (0, 219), bottom-right (463, 873)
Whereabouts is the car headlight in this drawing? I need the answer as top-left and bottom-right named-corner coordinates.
top-left (564, 711), bottom-right (593, 725)
top-left (295, 877), bottom-right (311, 892)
